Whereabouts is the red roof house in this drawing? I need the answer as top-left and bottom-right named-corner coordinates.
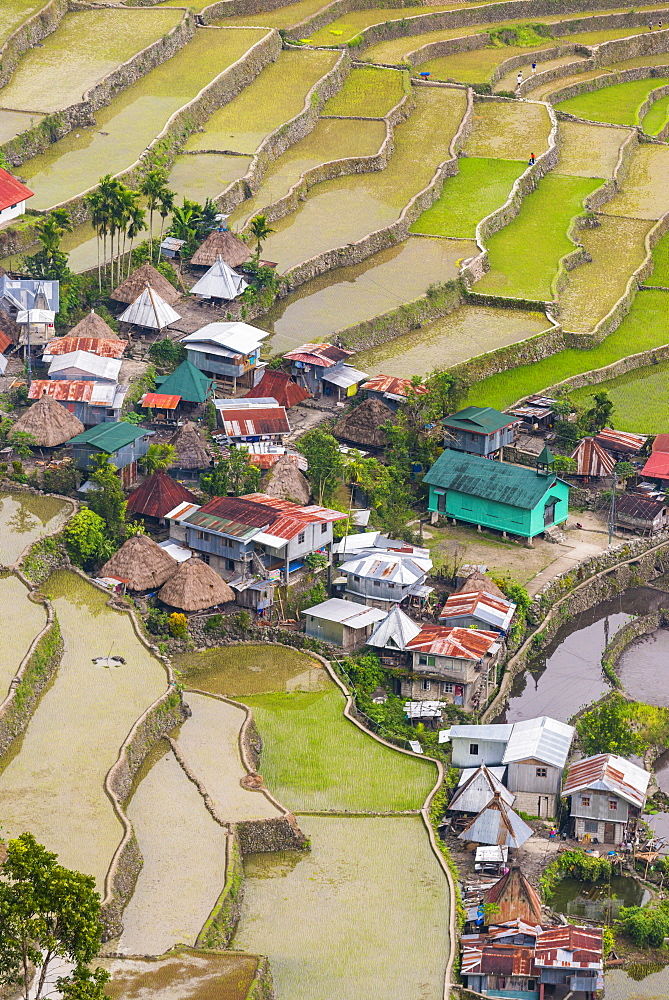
top-left (642, 451), bottom-right (669, 481)
top-left (126, 470), bottom-right (198, 521)
top-left (244, 369), bottom-right (310, 408)
top-left (0, 168), bottom-right (34, 222)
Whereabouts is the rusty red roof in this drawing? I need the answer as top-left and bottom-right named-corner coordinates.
top-left (140, 392), bottom-right (181, 410)
top-left (462, 942), bottom-right (536, 977)
top-left (652, 433), bottom-right (669, 453)
top-left (615, 492), bottom-right (666, 520)
top-left (46, 337), bottom-right (126, 358)
top-left (595, 427), bottom-right (645, 455)
top-left (244, 370), bottom-right (311, 408)
top-left (219, 406), bottom-right (290, 438)
top-left (126, 470), bottom-right (198, 519)
top-left (571, 437), bottom-right (615, 477)
top-left (362, 374), bottom-right (428, 397)
top-left (0, 330), bottom-right (12, 354)
top-left (642, 451), bottom-right (669, 480)
top-left (406, 625), bottom-right (499, 660)
top-left (535, 925), bottom-right (602, 969)
top-left (283, 343), bottom-right (354, 367)
top-left (563, 753), bottom-right (650, 808)
top-left (28, 380), bottom-right (94, 402)
top-left (194, 493), bottom-right (346, 542)
top-left (0, 168), bottom-right (33, 212)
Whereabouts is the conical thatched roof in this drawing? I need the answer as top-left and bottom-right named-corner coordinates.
top-left (0, 307), bottom-right (21, 345)
top-left (455, 570), bottom-right (506, 601)
top-left (68, 309), bottom-right (119, 340)
top-left (333, 397), bottom-right (394, 449)
top-left (157, 556), bottom-right (235, 611)
top-left (12, 393), bottom-right (84, 447)
top-left (169, 421), bottom-right (212, 470)
top-left (191, 229), bottom-right (251, 268)
top-left (110, 263), bottom-right (180, 305)
top-left (99, 533), bottom-right (177, 591)
top-left (261, 455), bottom-right (310, 505)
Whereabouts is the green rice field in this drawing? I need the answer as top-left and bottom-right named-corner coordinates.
top-left (569, 358), bottom-right (669, 433)
top-left (476, 173), bottom-right (602, 300)
top-left (464, 289), bottom-right (669, 410)
top-left (649, 231), bottom-right (669, 285)
top-left (0, 0), bottom-right (46, 46)
top-left (0, 8), bottom-right (183, 113)
top-left (555, 76), bottom-right (669, 125)
top-left (411, 157), bottom-right (526, 238)
top-left (642, 92), bottom-right (669, 133)
top-left (321, 65), bottom-right (406, 118)
top-left (212, 0), bottom-right (343, 28)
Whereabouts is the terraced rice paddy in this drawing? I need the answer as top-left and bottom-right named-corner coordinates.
top-left (176, 642), bottom-right (329, 696)
top-left (0, 109), bottom-right (44, 145)
top-left (0, 8), bottom-right (184, 113)
top-left (601, 144), bottom-right (669, 218)
top-left (212, 0), bottom-right (338, 27)
top-left (494, 54), bottom-right (589, 92)
top-left (168, 154), bottom-right (253, 204)
top-left (354, 303), bottom-right (551, 376)
top-left (306, 5), bottom-right (469, 45)
top-left (0, 575), bottom-right (45, 699)
top-left (555, 76), bottom-right (669, 125)
top-left (0, 570), bottom-right (167, 889)
top-left (257, 236), bottom-right (477, 352)
top-left (18, 27), bottom-right (267, 210)
top-left (104, 952), bottom-right (260, 1000)
top-left (642, 91), bottom-right (669, 133)
top-left (0, 491), bottom-right (70, 564)
top-left (411, 157), bottom-right (526, 237)
top-left (464, 100), bottom-right (552, 159)
top-left (553, 120), bottom-right (630, 178)
top-left (0, 0), bottom-right (47, 46)
top-left (465, 289), bottom-right (669, 410)
top-left (649, 230), bottom-right (669, 284)
top-left (569, 359), bottom-right (669, 432)
top-left (184, 49), bottom-right (337, 154)
top-left (476, 173), bottom-right (601, 300)
top-left (321, 65), bottom-right (406, 117)
top-left (258, 86), bottom-right (467, 273)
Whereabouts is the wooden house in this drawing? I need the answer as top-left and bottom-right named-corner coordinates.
top-left (67, 309), bottom-right (119, 340)
top-left (424, 450), bottom-right (570, 541)
top-left (563, 753), bottom-right (650, 845)
top-left (181, 322), bottom-right (269, 392)
top-left (214, 398), bottom-right (290, 446)
top-left (484, 866), bottom-right (543, 926)
top-left (501, 716), bottom-right (574, 819)
top-left (614, 491), bottom-right (668, 535)
top-left (303, 597), bottom-right (385, 651)
top-left (48, 350), bottom-right (121, 383)
top-left (458, 793), bottom-right (533, 848)
top-left (534, 925), bottom-right (602, 998)
top-left (167, 420), bottom-right (213, 478)
top-left (441, 724), bottom-right (513, 769)
top-left (283, 343), bottom-right (359, 396)
top-left (69, 422), bottom-right (154, 488)
top-left (27, 380), bottom-right (128, 425)
top-left (641, 450), bottom-right (669, 484)
top-left (402, 625), bottom-right (502, 711)
top-left (117, 286), bottom-right (181, 332)
top-left (338, 546), bottom-right (432, 610)
top-left (442, 406), bottom-right (518, 458)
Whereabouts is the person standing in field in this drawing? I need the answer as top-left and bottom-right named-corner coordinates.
top-left (532, 61), bottom-right (537, 74)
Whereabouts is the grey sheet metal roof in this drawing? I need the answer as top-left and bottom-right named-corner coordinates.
top-left (449, 765), bottom-right (515, 813)
top-left (459, 795), bottom-right (533, 848)
top-left (445, 724), bottom-right (514, 742)
top-left (502, 716), bottom-right (574, 769)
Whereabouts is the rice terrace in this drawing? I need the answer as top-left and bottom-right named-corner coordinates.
top-left (4, 0), bottom-right (669, 997)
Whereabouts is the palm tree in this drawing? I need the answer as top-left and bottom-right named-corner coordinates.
top-left (125, 202), bottom-right (146, 279)
top-left (157, 187), bottom-right (175, 254)
top-left (170, 201), bottom-right (199, 244)
top-left (248, 214), bottom-right (274, 258)
top-left (114, 185), bottom-right (138, 286)
top-left (85, 189), bottom-right (107, 291)
top-left (139, 169), bottom-right (172, 263)
top-left (97, 175), bottom-right (120, 287)
top-left (140, 443), bottom-right (177, 475)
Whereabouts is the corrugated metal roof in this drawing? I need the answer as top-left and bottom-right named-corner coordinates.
top-left (439, 589), bottom-right (516, 632)
top-left (320, 362), bottom-right (368, 388)
top-left (188, 494), bottom-right (346, 542)
top-left (449, 764), bottom-right (515, 813)
top-left (652, 433), bottom-right (669, 453)
top-left (219, 406), bottom-right (290, 438)
top-left (244, 370), bottom-right (311, 408)
top-left (367, 605), bottom-right (421, 650)
top-left (502, 716), bottom-right (574, 769)
top-left (458, 795), bottom-right (533, 848)
top-left (158, 360), bottom-right (213, 404)
top-left (126, 470), bottom-right (198, 519)
top-left (302, 597), bottom-right (386, 627)
top-left (406, 625), bottom-right (499, 660)
top-left (508, 403), bottom-right (553, 420)
top-left (642, 451), bottom-right (669, 480)
top-left (445, 723), bottom-right (513, 742)
top-left (48, 350), bottom-right (122, 381)
top-left (28, 380), bottom-right (93, 402)
top-left (70, 422), bottom-right (152, 453)
top-left (117, 286), bottom-right (180, 329)
top-left (283, 343), bottom-right (354, 367)
top-left (362, 374), bottom-right (428, 398)
top-left (563, 753), bottom-right (650, 808)
top-left (181, 320), bottom-right (267, 355)
top-left (595, 427), bottom-right (646, 455)
top-left (443, 405), bottom-right (517, 435)
top-left (45, 337), bottom-right (126, 358)
top-left (535, 926), bottom-right (602, 969)
top-left (140, 392), bottom-right (181, 409)
top-left (616, 492), bottom-right (666, 519)
top-left (571, 438), bottom-right (616, 477)
top-left (339, 549), bottom-right (432, 586)
top-left (462, 942), bottom-right (536, 977)
top-left (0, 167), bottom-right (33, 211)
top-left (424, 450), bottom-right (566, 510)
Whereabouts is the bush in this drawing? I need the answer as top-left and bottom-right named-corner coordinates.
top-left (204, 613), bottom-right (224, 633)
top-left (618, 904), bottom-right (669, 949)
top-left (63, 509), bottom-right (109, 568)
top-left (146, 608), bottom-right (170, 637)
top-left (168, 612), bottom-right (188, 638)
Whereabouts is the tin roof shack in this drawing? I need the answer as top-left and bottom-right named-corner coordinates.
top-left (70, 423), bottom-right (154, 489)
top-left (181, 322), bottom-right (269, 392)
top-left (244, 369), bottom-right (310, 408)
top-left (42, 337), bottom-right (126, 363)
top-left (283, 343), bottom-right (355, 396)
top-left (448, 764), bottom-right (515, 818)
top-left (366, 604), bottom-right (421, 667)
top-left (459, 793), bottom-right (534, 848)
top-left (439, 590), bottom-right (516, 635)
top-left (48, 351), bottom-right (122, 384)
top-left (232, 577), bottom-right (275, 613)
top-left (507, 394), bottom-right (556, 433)
top-left (180, 493), bottom-right (346, 583)
top-left (303, 597), bottom-right (385, 651)
top-left (502, 716), bottom-right (575, 819)
top-left (641, 450), bottom-right (669, 485)
top-left (338, 547), bottom-right (433, 611)
top-left (615, 491), bottom-right (668, 535)
top-left (361, 373), bottom-right (428, 412)
top-left (484, 866), bottom-right (543, 926)
top-left (534, 925), bottom-right (603, 998)
top-left (27, 380), bottom-right (128, 426)
top-left (214, 398), bottom-right (290, 446)
top-left (190, 256), bottom-right (247, 301)
top-left (595, 428), bottom-right (646, 461)
top-left (443, 406), bottom-right (518, 458)
top-left (563, 753), bottom-right (650, 846)
top-left (424, 450), bottom-right (570, 542)
top-left (0, 277), bottom-right (58, 320)
top-left (571, 438), bottom-right (616, 481)
top-left (126, 471), bottom-right (198, 524)
top-left (461, 936), bottom-right (539, 1000)
top-left (117, 286), bottom-right (181, 332)
top-left (402, 626), bottom-right (502, 712)
top-left (442, 724), bottom-right (514, 769)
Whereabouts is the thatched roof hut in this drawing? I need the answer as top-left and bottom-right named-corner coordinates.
top-left (169, 421), bottom-right (212, 470)
top-left (68, 309), bottom-right (119, 340)
top-left (126, 471), bottom-right (198, 520)
top-left (191, 230), bottom-right (251, 269)
top-left (157, 556), bottom-right (235, 611)
top-left (99, 534), bottom-right (177, 591)
top-left (12, 393), bottom-right (84, 447)
top-left (0, 307), bottom-right (21, 346)
top-left (455, 570), bottom-right (506, 601)
top-left (261, 455), bottom-right (310, 505)
top-left (110, 263), bottom-right (180, 306)
top-left (333, 397), bottom-right (394, 449)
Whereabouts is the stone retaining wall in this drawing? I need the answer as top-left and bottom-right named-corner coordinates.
top-left (546, 62), bottom-right (669, 107)
top-left (403, 31), bottom-right (491, 71)
top-left (0, 0), bottom-right (68, 91)
top-left (196, 833), bottom-right (244, 949)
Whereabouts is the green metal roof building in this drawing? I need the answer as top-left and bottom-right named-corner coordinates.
top-left (156, 360), bottom-right (214, 404)
top-left (423, 449), bottom-right (569, 540)
top-left (442, 405), bottom-right (517, 459)
top-left (70, 422), bottom-right (154, 486)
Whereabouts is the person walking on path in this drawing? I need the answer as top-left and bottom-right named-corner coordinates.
top-left (649, 20), bottom-right (654, 29)
top-left (528, 152), bottom-right (536, 165)
top-left (517, 69), bottom-right (523, 88)
top-left (532, 61), bottom-right (537, 74)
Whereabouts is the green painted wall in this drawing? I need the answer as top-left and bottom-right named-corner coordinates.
top-left (427, 478), bottom-right (569, 538)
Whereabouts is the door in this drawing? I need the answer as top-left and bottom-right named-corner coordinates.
top-left (538, 796), bottom-right (549, 818)
top-left (604, 822), bottom-right (617, 844)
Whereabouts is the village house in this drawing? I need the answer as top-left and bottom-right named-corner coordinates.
top-left (594, 428), bottom-right (646, 461)
top-left (448, 764), bottom-right (515, 817)
top-left (439, 589), bottom-right (516, 635)
top-left (361, 373), bottom-right (428, 412)
top-left (424, 449), bottom-right (570, 542)
top-left (443, 405), bottom-right (518, 458)
top-left (0, 168), bottom-right (34, 225)
top-left (302, 597), bottom-right (386, 651)
top-left (190, 228), bottom-right (252, 270)
top-left (534, 925), bottom-right (603, 999)
top-left (337, 546), bottom-right (433, 611)
top-left (181, 322), bottom-right (269, 392)
top-left (441, 723), bottom-right (513, 768)
top-left (501, 716), bottom-right (574, 819)
top-left (110, 263), bottom-right (181, 309)
top-left (48, 351), bottom-right (122, 384)
top-left (570, 438), bottom-right (616, 480)
top-left (41, 337), bottom-right (126, 365)
top-left (641, 448), bottom-right (669, 485)
top-left (333, 531), bottom-right (430, 562)
top-left (70, 422), bottom-right (154, 488)
top-left (155, 360), bottom-right (214, 410)
top-left (614, 490), bottom-right (668, 535)
top-left (0, 276), bottom-right (59, 322)
top-left (402, 625), bottom-right (502, 711)
top-left (283, 343), bottom-right (364, 397)
top-left (244, 368), bottom-right (311, 408)
top-left (27, 380), bottom-right (128, 425)
top-left (458, 793), bottom-right (533, 849)
top-left (333, 397), bottom-right (393, 451)
top-left (190, 256), bottom-right (247, 301)
top-left (506, 394), bottom-right (556, 433)
top-left (213, 398), bottom-right (290, 446)
top-left (563, 753), bottom-right (650, 845)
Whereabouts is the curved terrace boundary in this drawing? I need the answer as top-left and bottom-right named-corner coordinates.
top-left (0, 0), bottom-right (68, 91)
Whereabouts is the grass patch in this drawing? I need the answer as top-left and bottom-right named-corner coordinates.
top-left (650, 231), bottom-right (669, 286)
top-left (476, 173), bottom-right (601, 300)
top-left (556, 77), bottom-right (669, 126)
top-left (641, 92), bottom-right (669, 134)
top-left (322, 65), bottom-right (406, 117)
top-left (410, 157), bottom-right (526, 238)
top-left (569, 358), bottom-right (669, 433)
top-left (243, 687), bottom-right (436, 812)
top-left (464, 289), bottom-right (669, 410)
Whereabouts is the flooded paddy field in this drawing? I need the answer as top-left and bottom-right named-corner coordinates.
top-left (168, 154), bottom-right (253, 205)
top-left (306, 5), bottom-right (474, 45)
top-left (354, 303), bottom-right (551, 377)
top-left (234, 815), bottom-right (450, 1000)
top-left (551, 874), bottom-right (650, 920)
top-left (553, 120), bottom-right (631, 178)
top-left (19, 27), bottom-right (267, 211)
top-left (616, 628), bottom-right (669, 705)
top-left (258, 86), bottom-right (467, 272)
top-left (0, 575), bottom-right (45, 699)
top-left (0, 0), bottom-right (48, 47)
top-left (257, 236), bottom-right (477, 354)
top-left (0, 490), bottom-right (70, 564)
top-left (321, 65), bottom-right (406, 118)
top-left (465, 100), bottom-right (552, 161)
top-left (0, 109), bottom-right (44, 145)
top-left (601, 144), bottom-right (669, 219)
top-left (497, 586), bottom-right (669, 724)
top-left (0, 569), bottom-right (167, 889)
top-left (178, 641), bottom-right (328, 696)
top-left (475, 173), bottom-right (602, 300)
top-left (103, 951), bottom-right (260, 1000)
top-left (569, 357), bottom-right (669, 433)
top-left (0, 8), bottom-right (183, 114)
top-left (185, 49), bottom-right (337, 155)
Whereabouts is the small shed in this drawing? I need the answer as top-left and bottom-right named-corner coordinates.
top-left (448, 764), bottom-right (515, 815)
top-left (303, 597), bottom-right (386, 651)
top-left (439, 589), bottom-right (516, 634)
top-left (191, 229), bottom-right (252, 269)
top-left (111, 263), bottom-right (181, 306)
top-left (190, 255), bottom-right (248, 300)
top-left (11, 392), bottom-right (84, 447)
top-left (595, 427), bottom-right (646, 459)
top-left (117, 286), bottom-right (181, 331)
top-left (157, 360), bottom-right (214, 406)
top-left (232, 577), bottom-right (275, 613)
top-left (333, 397), bottom-right (394, 450)
top-left (615, 491), bottom-right (668, 535)
top-left (100, 533), bottom-right (178, 591)
top-left (571, 438), bottom-right (616, 479)
top-left (126, 470), bottom-right (198, 523)
top-left (260, 454), bottom-right (311, 505)
top-left (458, 793), bottom-right (533, 848)
top-left (157, 556), bottom-right (235, 611)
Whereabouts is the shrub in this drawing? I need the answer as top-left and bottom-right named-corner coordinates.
top-left (168, 612), bottom-right (188, 638)
top-left (204, 613), bottom-right (224, 633)
top-left (618, 904), bottom-right (669, 948)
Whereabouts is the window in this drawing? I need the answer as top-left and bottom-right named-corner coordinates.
top-left (353, 575), bottom-right (360, 582)
top-left (436, 491), bottom-right (446, 513)
top-left (418, 654), bottom-right (436, 667)
top-left (298, 531), bottom-right (305, 544)
top-left (321, 522), bottom-right (327, 533)
top-left (581, 796), bottom-right (590, 807)
top-left (200, 553), bottom-right (210, 565)
top-left (469, 743), bottom-right (479, 756)
top-left (196, 530), bottom-right (209, 541)
top-left (373, 580), bottom-right (380, 587)
top-left (106, 408), bottom-right (116, 417)
top-left (388, 583), bottom-right (395, 589)
top-left (226, 559), bottom-right (235, 572)
top-left (421, 680), bottom-right (431, 691)
top-left (584, 820), bottom-right (599, 834)
top-left (442, 682), bottom-right (454, 694)
top-left (609, 799), bottom-right (618, 811)
top-left (536, 767), bottom-right (547, 778)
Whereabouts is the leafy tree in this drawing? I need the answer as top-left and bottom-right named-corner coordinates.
top-left (57, 965), bottom-right (110, 1000)
top-left (8, 431), bottom-right (37, 458)
top-left (576, 694), bottom-right (647, 757)
top-left (24, 210), bottom-right (73, 281)
top-left (614, 460), bottom-right (636, 482)
top-left (139, 169), bottom-right (173, 264)
top-left (43, 459), bottom-right (80, 496)
top-left (298, 428), bottom-right (342, 505)
top-left (348, 455), bottom-right (415, 538)
top-left (382, 371), bottom-right (465, 477)
top-left (63, 509), bottom-right (111, 567)
top-left (0, 833), bottom-right (104, 1000)
top-left (140, 443), bottom-right (176, 475)
top-left (553, 455), bottom-right (576, 473)
top-left (248, 214), bottom-right (274, 258)
top-left (200, 449), bottom-right (261, 498)
top-left (148, 338), bottom-right (185, 370)
top-left (580, 391), bottom-right (614, 436)
top-left (86, 455), bottom-right (127, 543)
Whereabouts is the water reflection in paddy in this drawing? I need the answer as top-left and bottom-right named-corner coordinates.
top-left (606, 964), bottom-right (669, 998)
top-left (0, 491), bottom-right (70, 564)
top-left (551, 874), bottom-right (650, 921)
top-left (0, 575), bottom-right (45, 699)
